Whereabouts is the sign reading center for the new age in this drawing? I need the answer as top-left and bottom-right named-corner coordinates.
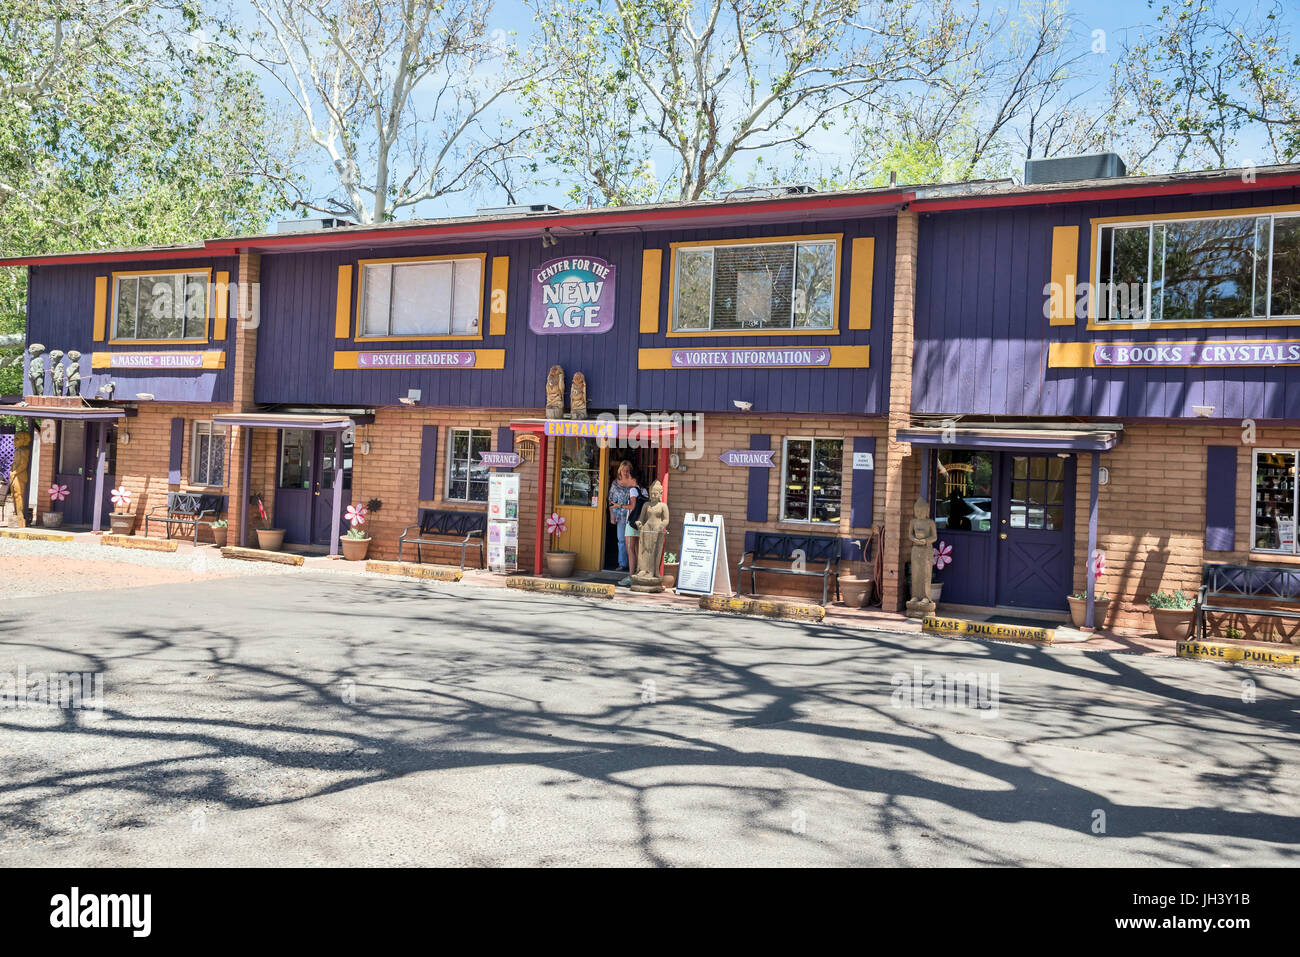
top-left (529, 256), bottom-right (616, 334)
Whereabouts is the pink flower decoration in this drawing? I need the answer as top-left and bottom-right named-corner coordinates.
top-left (545, 512), bottom-right (567, 537)
top-left (1090, 549), bottom-right (1106, 581)
top-left (110, 486), bottom-right (132, 508)
top-left (345, 504), bottom-right (368, 527)
top-left (48, 484), bottom-right (69, 502)
top-left (933, 541), bottom-right (953, 571)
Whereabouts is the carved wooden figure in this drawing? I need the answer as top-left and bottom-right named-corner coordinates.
top-left (545, 365), bottom-right (565, 419)
top-left (569, 371), bottom-right (588, 419)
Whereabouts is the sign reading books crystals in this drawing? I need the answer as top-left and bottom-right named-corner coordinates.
top-left (529, 256), bottom-right (617, 335)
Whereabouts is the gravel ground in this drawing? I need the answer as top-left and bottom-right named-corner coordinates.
top-left (0, 536), bottom-right (301, 600)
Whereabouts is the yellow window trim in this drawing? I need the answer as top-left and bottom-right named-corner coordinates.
top-left (108, 267), bottom-right (213, 345)
top-left (354, 252), bottom-right (488, 341)
top-left (489, 256), bottom-right (509, 336)
top-left (1086, 203), bottom-right (1300, 331)
top-left (92, 276), bottom-right (108, 342)
top-left (847, 237), bottom-right (874, 330)
top-left (665, 233), bottom-right (843, 337)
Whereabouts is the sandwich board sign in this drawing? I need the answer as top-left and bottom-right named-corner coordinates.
top-left (675, 513), bottom-right (731, 596)
top-left (487, 473), bottom-right (520, 572)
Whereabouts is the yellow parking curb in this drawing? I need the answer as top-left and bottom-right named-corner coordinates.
top-left (366, 560), bottom-right (463, 582)
top-left (1177, 639), bottom-right (1300, 668)
top-left (923, 615), bottom-right (1055, 645)
top-left (101, 534), bottom-right (178, 552)
top-left (700, 595), bottom-right (826, 621)
top-left (505, 576), bottom-right (616, 599)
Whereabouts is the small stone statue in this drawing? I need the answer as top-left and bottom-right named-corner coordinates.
top-left (905, 497), bottom-right (939, 618)
top-left (7, 431), bottom-right (32, 528)
top-left (545, 364), bottom-right (565, 419)
top-left (569, 371), bottom-right (588, 419)
top-left (630, 480), bottom-right (670, 593)
top-left (65, 351), bottom-right (82, 397)
top-left (26, 344), bottom-right (45, 397)
top-left (49, 350), bottom-right (65, 397)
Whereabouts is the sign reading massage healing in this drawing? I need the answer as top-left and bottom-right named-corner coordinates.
top-left (670, 347), bottom-right (832, 369)
top-left (529, 256), bottom-right (616, 334)
top-left (91, 351), bottom-right (225, 370)
top-left (1093, 340), bottom-right (1300, 367)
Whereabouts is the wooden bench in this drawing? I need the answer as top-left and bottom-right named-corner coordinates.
top-left (736, 532), bottom-right (843, 606)
top-left (144, 492), bottom-right (226, 545)
top-left (1194, 562), bottom-right (1300, 641)
top-left (398, 508), bottom-right (487, 569)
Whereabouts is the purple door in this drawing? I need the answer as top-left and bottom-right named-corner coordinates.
top-left (311, 430), bottom-right (352, 547)
top-left (994, 454), bottom-right (1075, 610)
top-left (930, 448), bottom-right (998, 606)
top-left (53, 421), bottom-right (116, 526)
top-left (277, 428), bottom-right (315, 544)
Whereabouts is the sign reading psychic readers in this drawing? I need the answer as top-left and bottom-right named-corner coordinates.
top-left (719, 449), bottom-right (776, 467)
top-left (1093, 340), bottom-right (1300, 368)
top-left (670, 347), bottom-right (831, 369)
top-left (529, 256), bottom-right (617, 334)
top-left (355, 351), bottom-right (476, 369)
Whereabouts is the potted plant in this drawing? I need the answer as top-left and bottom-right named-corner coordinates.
top-left (839, 539), bottom-right (875, 608)
top-left (1148, 589), bottom-right (1195, 641)
top-left (661, 552), bottom-right (679, 589)
top-left (43, 483), bottom-right (69, 527)
top-left (253, 497), bottom-right (285, 551)
top-left (109, 486), bottom-right (136, 535)
top-left (210, 519), bottom-right (228, 548)
top-left (929, 540), bottom-right (952, 605)
top-left (1067, 591), bottom-right (1110, 628)
top-left (340, 503), bottom-right (371, 561)
top-left (544, 512), bottom-right (575, 577)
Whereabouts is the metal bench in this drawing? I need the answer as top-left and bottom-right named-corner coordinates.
top-left (398, 508), bottom-right (487, 569)
top-left (736, 532), bottom-right (843, 605)
top-left (1194, 562), bottom-right (1300, 641)
top-left (144, 492), bottom-right (226, 545)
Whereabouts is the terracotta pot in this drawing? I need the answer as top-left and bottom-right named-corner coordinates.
top-left (662, 563), bottom-right (679, 589)
top-left (1067, 595), bottom-right (1110, 628)
top-left (256, 528), bottom-right (286, 551)
top-left (109, 512), bottom-right (136, 535)
top-left (841, 576), bottom-right (874, 608)
top-left (341, 536), bottom-right (371, 561)
top-left (1151, 607), bottom-right (1195, 641)
top-left (929, 582), bottom-right (943, 605)
top-left (41, 511), bottom-right (63, 528)
top-left (545, 550), bottom-right (576, 578)
top-left (211, 527), bottom-right (228, 548)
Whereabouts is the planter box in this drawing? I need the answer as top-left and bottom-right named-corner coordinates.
top-left (1067, 595), bottom-right (1110, 628)
top-left (109, 512), bottom-right (136, 536)
top-left (41, 512), bottom-right (63, 529)
top-left (840, 576), bottom-right (875, 608)
top-left (1151, 607), bottom-right (1195, 641)
top-left (341, 537), bottom-right (371, 561)
top-left (211, 527), bottom-right (228, 548)
top-left (545, 550), bottom-right (576, 578)
top-left (256, 528), bottom-right (286, 551)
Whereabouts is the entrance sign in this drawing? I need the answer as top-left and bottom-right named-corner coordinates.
top-left (719, 449), bottom-right (775, 467)
top-left (675, 512), bottom-right (731, 596)
top-left (479, 450), bottom-right (521, 468)
top-left (670, 346), bottom-right (831, 369)
top-left (487, 473), bottom-right (520, 572)
top-left (529, 256), bottom-right (617, 334)
top-left (543, 419), bottom-right (617, 439)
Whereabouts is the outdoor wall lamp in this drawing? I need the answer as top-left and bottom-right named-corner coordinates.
top-left (119, 432), bottom-right (131, 445)
top-left (135, 393), bottom-right (155, 400)
top-left (1193, 405), bottom-right (1215, 417)
top-left (732, 399), bottom-right (753, 411)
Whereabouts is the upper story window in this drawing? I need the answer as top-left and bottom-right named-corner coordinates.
top-left (113, 271), bottom-right (210, 341)
top-left (1095, 211), bottom-right (1300, 323)
top-left (671, 236), bottom-right (840, 333)
top-left (358, 256), bottom-right (484, 338)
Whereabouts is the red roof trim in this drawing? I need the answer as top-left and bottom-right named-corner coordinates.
top-left (204, 192), bottom-right (916, 253)
top-left (911, 173), bottom-right (1300, 212)
top-left (0, 247), bottom-right (209, 267)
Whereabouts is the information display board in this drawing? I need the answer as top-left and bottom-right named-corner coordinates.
top-left (675, 513), bottom-right (731, 596)
top-left (487, 473), bottom-right (520, 572)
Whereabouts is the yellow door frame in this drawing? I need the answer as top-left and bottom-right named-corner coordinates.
top-left (553, 437), bottom-right (609, 571)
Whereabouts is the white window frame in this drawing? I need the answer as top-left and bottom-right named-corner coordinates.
top-left (445, 427), bottom-right (492, 503)
top-left (1093, 209), bottom-right (1300, 324)
top-left (357, 255), bottom-right (485, 339)
top-left (191, 421), bottom-right (228, 488)
top-left (111, 270), bottom-right (211, 341)
top-left (779, 435), bottom-right (845, 524)
top-left (670, 236), bottom-right (841, 333)
top-left (1251, 448), bottom-right (1299, 555)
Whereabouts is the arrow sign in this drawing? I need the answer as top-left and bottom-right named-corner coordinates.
top-left (479, 451), bottom-right (521, 468)
top-left (719, 449), bottom-right (776, 467)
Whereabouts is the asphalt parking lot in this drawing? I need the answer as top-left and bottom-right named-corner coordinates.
top-left (1, 570), bottom-right (1299, 866)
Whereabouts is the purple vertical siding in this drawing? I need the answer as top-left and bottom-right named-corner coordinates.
top-left (914, 186), bottom-right (1300, 419)
top-left (746, 433), bottom-right (770, 522)
top-left (167, 417), bottom-right (185, 484)
top-left (494, 426), bottom-right (512, 471)
top-left (418, 425), bottom-right (438, 501)
top-left (850, 436), bottom-right (875, 527)
top-left (253, 215), bottom-right (895, 415)
top-left (1205, 446), bottom-right (1238, 551)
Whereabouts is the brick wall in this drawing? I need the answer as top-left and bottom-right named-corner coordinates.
top-left (881, 209), bottom-right (918, 611)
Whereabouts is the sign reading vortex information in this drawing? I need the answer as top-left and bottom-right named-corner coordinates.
top-left (718, 449), bottom-right (776, 467)
top-left (1093, 340), bottom-right (1300, 367)
top-left (529, 256), bottom-right (617, 334)
top-left (356, 351), bottom-right (476, 369)
top-left (670, 347), bottom-right (831, 368)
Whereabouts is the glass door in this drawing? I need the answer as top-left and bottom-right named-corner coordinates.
top-left (995, 454), bottom-right (1074, 610)
top-left (312, 430), bottom-right (353, 546)
top-left (277, 428), bottom-right (314, 544)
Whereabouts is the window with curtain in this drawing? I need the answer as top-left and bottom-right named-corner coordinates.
top-left (673, 239), bottom-right (838, 331)
top-left (113, 272), bottom-right (209, 340)
top-left (191, 421), bottom-right (228, 487)
top-left (360, 257), bottom-right (483, 337)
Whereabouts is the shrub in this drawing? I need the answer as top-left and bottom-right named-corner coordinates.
top-left (1148, 589), bottom-right (1193, 610)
